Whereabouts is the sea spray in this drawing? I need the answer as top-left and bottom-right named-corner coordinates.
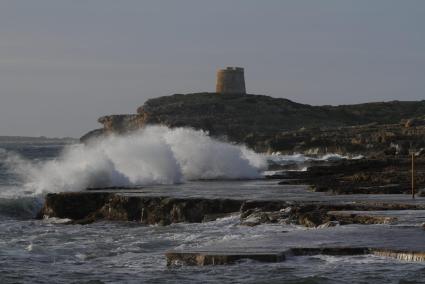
top-left (2, 126), bottom-right (267, 194)
top-left (0, 150), bottom-right (44, 217)
top-left (267, 152), bottom-right (363, 165)
top-left (161, 127), bottom-right (266, 180)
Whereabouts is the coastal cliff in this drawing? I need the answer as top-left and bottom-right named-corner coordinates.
top-left (81, 93), bottom-right (425, 155)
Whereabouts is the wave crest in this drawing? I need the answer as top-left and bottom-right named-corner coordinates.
top-left (3, 126), bottom-right (267, 194)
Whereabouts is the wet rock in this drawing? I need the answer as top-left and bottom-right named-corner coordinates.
top-left (280, 207), bottom-right (292, 214)
top-left (39, 191), bottom-right (425, 228)
top-left (290, 247), bottom-right (369, 256)
top-left (276, 157), bottom-right (425, 195)
top-left (240, 211), bottom-right (289, 226)
top-left (166, 251), bottom-right (285, 266)
top-left (327, 211), bottom-right (397, 225)
top-left (298, 212), bottom-right (324, 227)
top-left (282, 203), bottom-right (421, 227)
top-left (37, 192), bottom-right (112, 220)
top-left (317, 221), bottom-right (340, 228)
top-left (240, 206), bottom-right (294, 226)
top-left (167, 244), bottom-right (425, 266)
top-left (39, 192), bottom-right (243, 225)
top-left (240, 212), bottom-right (269, 226)
top-left (373, 249), bottom-right (425, 262)
top-left (240, 200), bottom-right (291, 213)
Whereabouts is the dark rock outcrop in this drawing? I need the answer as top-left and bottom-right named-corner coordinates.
top-left (327, 211), bottom-right (397, 225)
top-left (79, 128), bottom-right (105, 144)
top-left (98, 114), bottom-right (144, 135)
top-left (265, 123), bottom-right (425, 155)
top-left (37, 192), bottom-right (112, 221)
top-left (80, 93), bottom-right (425, 155)
top-left (240, 201), bottom-right (425, 228)
top-left (38, 193), bottom-right (243, 225)
top-left (166, 247), bottom-right (425, 266)
top-left (166, 251), bottom-right (285, 266)
top-left (39, 191), bottom-right (425, 227)
top-left (272, 157), bottom-right (425, 195)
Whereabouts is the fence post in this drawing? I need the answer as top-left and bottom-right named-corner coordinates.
top-left (412, 152), bottom-right (416, 199)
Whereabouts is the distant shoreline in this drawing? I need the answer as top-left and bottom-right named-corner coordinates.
top-left (0, 136), bottom-right (77, 143)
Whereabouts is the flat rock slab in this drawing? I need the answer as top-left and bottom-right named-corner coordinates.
top-left (166, 247), bottom-right (425, 266)
top-left (166, 225), bottom-right (425, 265)
top-left (40, 179), bottom-right (425, 226)
top-left (40, 188), bottom-right (425, 225)
top-left (166, 251), bottom-right (285, 266)
top-left (87, 180), bottom-right (425, 203)
top-left (328, 210), bottom-right (425, 226)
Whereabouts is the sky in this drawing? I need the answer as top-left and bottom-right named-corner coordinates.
top-left (0, 1), bottom-right (424, 137)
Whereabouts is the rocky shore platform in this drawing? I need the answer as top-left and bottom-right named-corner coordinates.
top-left (38, 186), bottom-right (425, 226)
top-left (38, 154), bottom-right (425, 266)
top-left (71, 93), bottom-right (425, 268)
top-left (166, 226), bottom-right (425, 265)
top-left (268, 156), bottom-right (425, 195)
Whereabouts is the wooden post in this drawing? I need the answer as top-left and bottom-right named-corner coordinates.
top-left (412, 153), bottom-right (416, 199)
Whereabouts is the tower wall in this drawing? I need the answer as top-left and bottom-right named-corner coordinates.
top-left (216, 67), bottom-right (246, 94)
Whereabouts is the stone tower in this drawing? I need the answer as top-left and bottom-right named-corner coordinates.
top-left (216, 67), bottom-right (246, 94)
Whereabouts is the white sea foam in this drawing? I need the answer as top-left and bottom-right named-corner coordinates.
top-left (1, 126), bottom-right (267, 194)
top-left (267, 152), bottom-right (363, 165)
top-left (0, 126), bottom-right (365, 196)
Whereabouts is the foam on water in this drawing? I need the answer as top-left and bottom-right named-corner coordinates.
top-left (1, 126), bottom-right (267, 195)
top-left (268, 152), bottom-right (363, 165)
top-left (1, 138), bottom-right (424, 283)
top-left (0, 127), bottom-right (364, 217)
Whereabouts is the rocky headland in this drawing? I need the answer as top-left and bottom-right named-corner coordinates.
top-left (45, 92), bottom-right (425, 266)
top-left (81, 92), bottom-right (425, 156)
top-left (79, 92), bottom-right (425, 195)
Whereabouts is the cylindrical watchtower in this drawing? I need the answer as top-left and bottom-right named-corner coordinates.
top-left (216, 67), bottom-right (246, 94)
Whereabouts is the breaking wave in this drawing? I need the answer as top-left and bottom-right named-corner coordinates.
top-left (1, 126), bottom-right (267, 195)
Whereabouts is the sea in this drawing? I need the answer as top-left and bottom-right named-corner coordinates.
top-left (1, 127), bottom-right (425, 284)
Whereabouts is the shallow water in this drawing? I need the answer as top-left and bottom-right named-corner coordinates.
top-left (1, 141), bottom-right (425, 284)
top-left (2, 217), bottom-right (425, 284)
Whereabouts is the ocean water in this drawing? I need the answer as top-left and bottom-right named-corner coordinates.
top-left (1, 134), bottom-right (425, 283)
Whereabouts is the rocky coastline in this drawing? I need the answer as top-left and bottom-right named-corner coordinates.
top-left (81, 93), bottom-right (425, 155)
top-left (43, 92), bottom-right (425, 266)
top-left (38, 190), bottom-right (425, 227)
top-left (39, 182), bottom-right (425, 265)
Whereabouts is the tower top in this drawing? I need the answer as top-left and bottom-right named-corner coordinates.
top-left (224, 66), bottom-right (244, 71)
top-left (216, 67), bottom-right (246, 94)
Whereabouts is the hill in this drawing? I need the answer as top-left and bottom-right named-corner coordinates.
top-left (82, 93), bottom-right (425, 154)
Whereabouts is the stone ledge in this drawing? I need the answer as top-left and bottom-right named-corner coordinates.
top-left (166, 247), bottom-right (425, 266)
top-left (166, 251), bottom-right (285, 266)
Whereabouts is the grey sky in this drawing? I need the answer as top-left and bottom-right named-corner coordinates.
top-left (0, 0), bottom-right (424, 137)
